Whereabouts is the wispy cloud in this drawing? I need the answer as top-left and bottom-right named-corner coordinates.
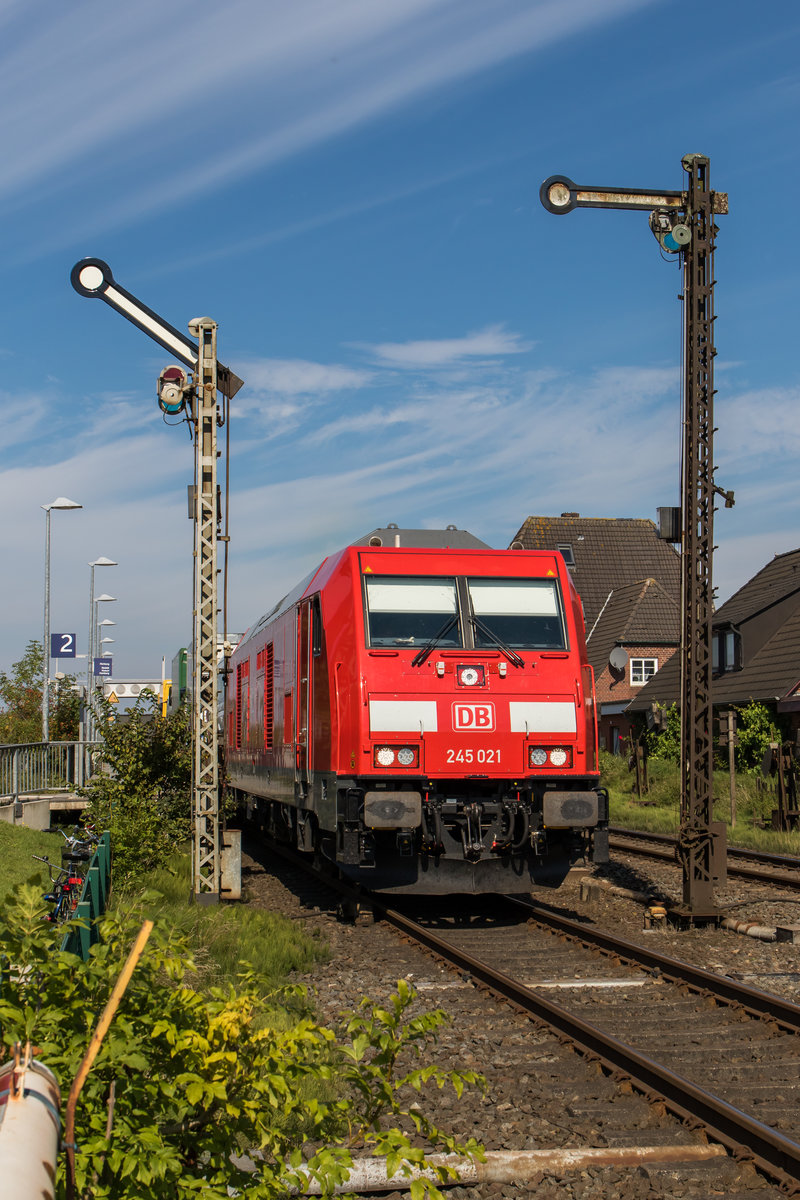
top-left (717, 386), bottom-right (800, 465)
top-left (0, 0), bottom-right (660, 241)
top-left (239, 358), bottom-right (371, 396)
top-left (1, 331), bottom-right (792, 676)
top-left (367, 324), bottom-right (533, 367)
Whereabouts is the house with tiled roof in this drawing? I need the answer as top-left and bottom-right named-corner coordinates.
top-left (628, 548), bottom-right (800, 731)
top-left (509, 514), bottom-right (681, 751)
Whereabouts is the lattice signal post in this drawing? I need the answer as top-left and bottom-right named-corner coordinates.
top-left (190, 318), bottom-right (223, 903)
top-left (540, 155), bottom-right (731, 925)
top-left (71, 260), bottom-right (243, 904)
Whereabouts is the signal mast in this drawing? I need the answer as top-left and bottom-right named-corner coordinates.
top-left (541, 155), bottom-right (731, 925)
top-left (71, 259), bottom-right (243, 903)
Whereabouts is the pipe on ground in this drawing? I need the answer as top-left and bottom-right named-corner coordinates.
top-left (0, 1047), bottom-right (61, 1200)
top-left (289, 1144), bottom-right (727, 1194)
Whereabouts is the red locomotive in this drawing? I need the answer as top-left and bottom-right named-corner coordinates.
top-left (225, 528), bottom-right (608, 894)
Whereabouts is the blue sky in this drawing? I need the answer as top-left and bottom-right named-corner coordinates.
top-left (2, 0), bottom-right (799, 683)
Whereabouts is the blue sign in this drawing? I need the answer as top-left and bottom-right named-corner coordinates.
top-left (51, 633), bottom-right (77, 658)
top-left (94, 657), bottom-right (113, 678)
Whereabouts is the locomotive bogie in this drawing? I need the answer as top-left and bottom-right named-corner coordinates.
top-left (226, 543), bottom-right (607, 895)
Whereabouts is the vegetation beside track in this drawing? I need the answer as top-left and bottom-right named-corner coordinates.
top-left (0, 879), bottom-right (481, 1200)
top-left (0, 819), bottom-right (71, 893)
top-left (600, 750), bottom-right (800, 855)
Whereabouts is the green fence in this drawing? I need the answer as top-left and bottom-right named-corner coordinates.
top-left (61, 832), bottom-right (112, 960)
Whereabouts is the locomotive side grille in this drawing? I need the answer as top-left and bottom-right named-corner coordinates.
top-left (265, 642), bottom-right (274, 750)
top-left (235, 659), bottom-right (249, 750)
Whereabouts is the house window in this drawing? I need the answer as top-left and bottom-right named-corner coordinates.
top-left (556, 543), bottom-right (575, 566)
top-left (713, 629), bottom-right (741, 673)
top-left (630, 657), bottom-right (658, 686)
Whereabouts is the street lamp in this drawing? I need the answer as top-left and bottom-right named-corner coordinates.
top-left (86, 560), bottom-right (117, 742)
top-left (88, 595), bottom-right (116, 741)
top-left (97, 617), bottom-right (116, 653)
top-left (42, 497), bottom-right (82, 741)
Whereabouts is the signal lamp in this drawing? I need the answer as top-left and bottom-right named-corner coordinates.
top-left (649, 209), bottom-right (691, 254)
top-left (158, 365), bottom-right (190, 414)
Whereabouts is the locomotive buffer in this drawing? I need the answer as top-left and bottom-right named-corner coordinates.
top-left (71, 258), bottom-right (243, 904)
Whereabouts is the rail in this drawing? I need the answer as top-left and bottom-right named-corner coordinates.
top-left (0, 741), bottom-right (101, 803)
top-left (61, 832), bottom-right (112, 961)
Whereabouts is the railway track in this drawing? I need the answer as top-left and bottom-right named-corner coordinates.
top-left (253, 835), bottom-right (800, 1193)
top-left (374, 893), bottom-right (800, 1193)
top-left (609, 826), bottom-right (800, 890)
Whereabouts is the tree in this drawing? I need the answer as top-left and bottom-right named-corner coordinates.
top-left (0, 639), bottom-right (81, 744)
top-left (0, 639), bottom-right (45, 743)
top-left (81, 694), bottom-right (193, 880)
top-left (51, 674), bottom-right (82, 741)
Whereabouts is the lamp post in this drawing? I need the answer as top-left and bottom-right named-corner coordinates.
top-left (42, 498), bottom-right (82, 742)
top-left (88, 596), bottom-right (116, 740)
top-left (97, 618), bottom-right (116, 656)
top-left (86, 559), bottom-right (117, 743)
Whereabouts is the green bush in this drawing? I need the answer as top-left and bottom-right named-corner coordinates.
top-left (81, 695), bottom-right (192, 881)
top-left (643, 703), bottom-right (680, 762)
top-left (733, 700), bottom-right (784, 773)
top-left (0, 890), bottom-right (482, 1200)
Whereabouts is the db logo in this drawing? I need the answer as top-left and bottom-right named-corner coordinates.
top-left (452, 702), bottom-right (495, 731)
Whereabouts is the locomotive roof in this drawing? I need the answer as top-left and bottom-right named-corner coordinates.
top-left (353, 525), bottom-right (491, 549)
top-left (238, 533), bottom-right (562, 651)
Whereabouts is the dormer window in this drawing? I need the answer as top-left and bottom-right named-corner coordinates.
top-left (713, 628), bottom-right (742, 673)
top-left (630, 657), bottom-right (658, 685)
top-left (556, 543), bottom-right (575, 567)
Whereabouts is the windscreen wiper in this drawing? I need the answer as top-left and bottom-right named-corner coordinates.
top-left (411, 615), bottom-right (459, 667)
top-left (469, 615), bottom-right (525, 668)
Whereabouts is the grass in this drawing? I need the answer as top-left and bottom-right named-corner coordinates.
top-left (1, 824), bottom-right (330, 998)
top-left (125, 853), bottom-right (330, 992)
top-left (601, 750), bottom-right (800, 855)
top-left (0, 821), bottom-right (75, 894)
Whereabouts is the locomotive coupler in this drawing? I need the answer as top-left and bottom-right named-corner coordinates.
top-left (490, 799), bottom-right (517, 853)
top-left (421, 798), bottom-right (444, 853)
top-left (461, 802), bottom-right (484, 860)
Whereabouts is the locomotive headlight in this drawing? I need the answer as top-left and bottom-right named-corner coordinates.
top-left (529, 745), bottom-right (573, 768)
top-left (374, 744), bottom-right (419, 768)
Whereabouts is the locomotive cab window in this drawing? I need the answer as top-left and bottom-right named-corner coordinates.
top-left (467, 578), bottom-right (567, 650)
top-left (364, 576), bottom-right (462, 647)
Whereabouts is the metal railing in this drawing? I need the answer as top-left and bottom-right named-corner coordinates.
top-left (61, 832), bottom-right (112, 961)
top-left (0, 741), bottom-right (101, 802)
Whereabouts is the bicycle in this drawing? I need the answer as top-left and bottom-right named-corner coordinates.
top-left (46, 824), bottom-right (98, 871)
top-left (32, 855), bottom-right (84, 924)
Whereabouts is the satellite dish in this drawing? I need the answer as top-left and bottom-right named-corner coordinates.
top-left (609, 647), bottom-right (628, 673)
